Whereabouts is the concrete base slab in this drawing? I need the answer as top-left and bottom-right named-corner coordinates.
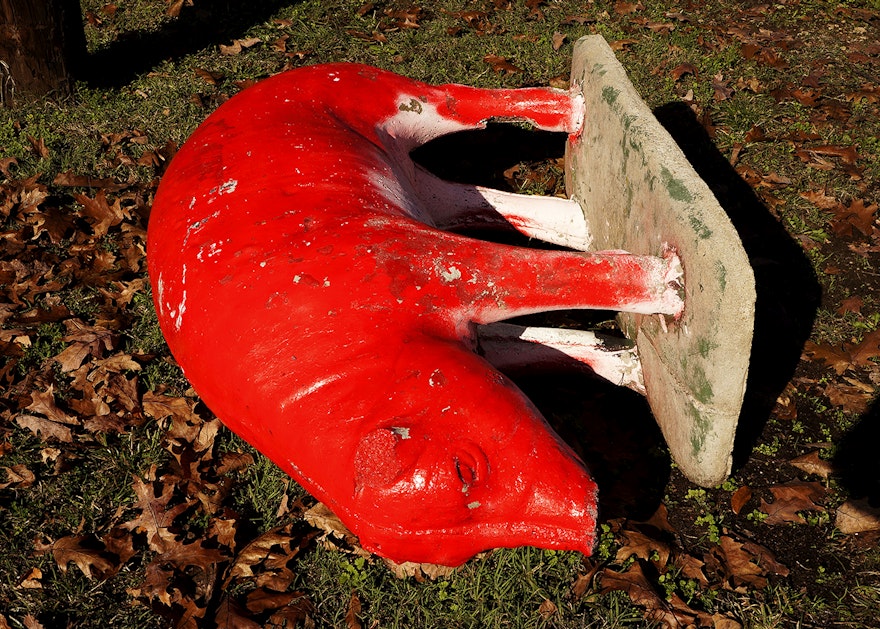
top-left (565, 35), bottom-right (756, 487)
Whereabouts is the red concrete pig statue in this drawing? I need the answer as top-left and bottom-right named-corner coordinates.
top-left (147, 63), bottom-right (683, 567)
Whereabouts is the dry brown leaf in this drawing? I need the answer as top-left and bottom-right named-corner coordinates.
top-left (614, 529), bottom-right (670, 568)
top-left (1, 464), bottom-right (35, 489)
top-left (156, 538), bottom-right (227, 572)
top-left (551, 31), bottom-right (567, 51)
top-left (609, 39), bottom-right (639, 51)
top-left (483, 54), bottom-right (521, 74)
top-left (228, 523), bottom-right (315, 584)
top-left (215, 597), bottom-right (261, 629)
top-left (26, 388), bottom-right (78, 425)
top-left (822, 381), bottom-right (873, 414)
top-left (17, 567), bottom-right (43, 589)
top-left (831, 199), bottom-right (878, 237)
top-left (143, 390), bottom-right (198, 422)
top-left (22, 615), bottom-right (44, 629)
top-left (669, 63), bottom-right (698, 82)
top-left (836, 499), bottom-right (880, 534)
top-left (851, 329), bottom-right (880, 367)
top-left (345, 591), bottom-right (362, 629)
top-left (0, 156), bottom-right (18, 177)
top-left (37, 535), bottom-right (120, 579)
top-left (837, 296), bottom-right (864, 315)
top-left (672, 553), bottom-right (709, 587)
top-left (614, 1), bottom-right (643, 15)
top-left (538, 598), bottom-right (557, 620)
top-left (712, 73), bottom-right (734, 101)
top-left (805, 330), bottom-right (880, 375)
top-left (731, 485), bottom-right (753, 515)
top-left (759, 481), bottom-right (827, 525)
top-left (220, 37), bottom-right (261, 55)
top-left (16, 415), bottom-right (73, 443)
top-left (715, 536), bottom-right (788, 590)
top-left (265, 592), bottom-right (314, 627)
top-left (383, 558), bottom-right (456, 580)
top-left (789, 451), bottom-right (833, 480)
top-left (27, 136), bottom-right (50, 159)
top-left (601, 561), bottom-right (694, 627)
top-left (122, 476), bottom-right (193, 552)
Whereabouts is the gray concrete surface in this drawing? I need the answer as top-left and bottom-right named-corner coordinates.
top-left (566, 35), bottom-right (756, 487)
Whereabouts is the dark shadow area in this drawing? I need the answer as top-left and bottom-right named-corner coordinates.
top-left (834, 400), bottom-right (880, 505)
top-left (77, 0), bottom-right (298, 88)
top-left (517, 370), bottom-right (671, 520)
top-left (414, 123), bottom-right (670, 519)
top-left (653, 103), bottom-right (821, 472)
top-left (411, 122), bottom-right (568, 191)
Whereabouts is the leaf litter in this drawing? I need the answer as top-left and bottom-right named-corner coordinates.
top-left (3, 0), bottom-right (880, 627)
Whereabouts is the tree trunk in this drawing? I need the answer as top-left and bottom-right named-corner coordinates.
top-left (0, 0), bottom-right (86, 103)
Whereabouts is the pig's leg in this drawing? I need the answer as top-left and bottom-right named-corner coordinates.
top-left (432, 83), bottom-right (584, 135)
top-left (412, 165), bottom-right (593, 251)
top-left (477, 323), bottom-right (644, 393)
top-left (385, 83), bottom-right (582, 152)
top-left (443, 237), bottom-right (684, 323)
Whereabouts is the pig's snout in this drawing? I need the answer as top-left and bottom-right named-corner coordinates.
top-left (348, 422), bottom-right (599, 566)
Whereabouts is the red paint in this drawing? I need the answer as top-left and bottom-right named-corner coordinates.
top-left (148, 64), bottom-right (682, 566)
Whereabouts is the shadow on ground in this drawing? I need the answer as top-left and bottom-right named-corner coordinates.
top-left (835, 399), bottom-right (880, 504)
top-left (78, 0), bottom-right (299, 87)
top-left (654, 102), bottom-right (822, 474)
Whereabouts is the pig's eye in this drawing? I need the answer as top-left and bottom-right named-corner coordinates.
top-left (454, 457), bottom-right (477, 492)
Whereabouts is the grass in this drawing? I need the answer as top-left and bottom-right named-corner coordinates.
top-left (2, 0), bottom-right (880, 627)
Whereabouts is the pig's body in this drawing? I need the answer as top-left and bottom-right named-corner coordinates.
top-left (147, 64), bottom-right (682, 566)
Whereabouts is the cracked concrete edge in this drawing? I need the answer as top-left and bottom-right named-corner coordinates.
top-left (565, 35), bottom-right (756, 487)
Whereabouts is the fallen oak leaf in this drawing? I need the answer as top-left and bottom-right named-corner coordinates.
top-left (17, 567), bottom-right (43, 590)
top-left (731, 485), bottom-right (753, 515)
top-left (1, 464), bottom-right (35, 489)
top-left (383, 558), bottom-right (456, 580)
top-left (26, 388), bottom-right (78, 425)
top-left (215, 596), bottom-right (262, 629)
top-left (830, 198), bottom-right (878, 237)
top-left (601, 561), bottom-right (695, 627)
top-left (35, 534), bottom-right (121, 579)
top-left (52, 171), bottom-right (128, 191)
top-left (669, 63), bottom-right (698, 82)
top-left (613, 1), bottom-right (643, 15)
top-left (15, 415), bottom-right (73, 443)
top-left (614, 528), bottom-right (670, 569)
top-left (822, 380), bottom-right (873, 414)
top-left (345, 591), bottom-right (363, 629)
top-left (715, 536), bottom-right (768, 589)
top-left (121, 476), bottom-right (193, 552)
top-left (759, 481), bottom-right (827, 525)
top-left (789, 450), bottom-right (833, 480)
top-left (483, 54), bottom-right (521, 74)
top-left (220, 37), bottom-right (261, 55)
top-left (27, 136), bottom-right (50, 159)
top-left (836, 499), bottom-right (880, 534)
top-left (0, 156), bottom-right (18, 177)
top-left (803, 331), bottom-right (880, 375)
top-left (551, 31), bottom-right (566, 51)
top-left (609, 39), bottom-right (639, 51)
top-left (143, 390), bottom-right (199, 423)
top-left (850, 329), bottom-right (880, 368)
top-left (837, 295), bottom-right (864, 315)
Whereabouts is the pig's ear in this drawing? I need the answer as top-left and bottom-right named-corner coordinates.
top-left (354, 427), bottom-right (405, 489)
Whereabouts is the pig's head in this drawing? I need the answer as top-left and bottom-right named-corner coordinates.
top-left (342, 344), bottom-right (599, 567)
